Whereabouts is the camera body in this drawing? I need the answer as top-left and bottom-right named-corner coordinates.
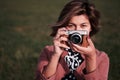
top-left (66, 30), bottom-right (88, 47)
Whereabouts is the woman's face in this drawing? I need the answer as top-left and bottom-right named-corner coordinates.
top-left (66, 14), bottom-right (91, 35)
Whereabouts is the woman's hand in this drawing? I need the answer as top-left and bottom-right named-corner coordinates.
top-left (70, 37), bottom-right (97, 73)
top-left (43, 28), bottom-right (69, 78)
top-left (53, 27), bottom-right (69, 57)
top-left (70, 37), bottom-right (96, 58)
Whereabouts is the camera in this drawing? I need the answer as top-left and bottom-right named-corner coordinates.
top-left (66, 30), bottom-right (88, 47)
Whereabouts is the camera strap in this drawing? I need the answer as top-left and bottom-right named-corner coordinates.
top-left (61, 49), bottom-right (84, 80)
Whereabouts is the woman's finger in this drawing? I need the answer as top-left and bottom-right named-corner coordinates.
top-left (87, 38), bottom-right (94, 47)
top-left (72, 43), bottom-right (87, 52)
top-left (72, 46), bottom-right (84, 53)
top-left (60, 36), bottom-right (68, 42)
top-left (55, 28), bottom-right (68, 39)
top-left (59, 43), bottom-right (70, 49)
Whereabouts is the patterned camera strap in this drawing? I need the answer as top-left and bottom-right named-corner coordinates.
top-left (62, 49), bottom-right (84, 80)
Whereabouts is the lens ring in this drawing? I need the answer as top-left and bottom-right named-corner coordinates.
top-left (70, 33), bottom-right (82, 44)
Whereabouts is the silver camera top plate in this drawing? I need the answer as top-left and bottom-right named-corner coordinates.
top-left (66, 30), bottom-right (88, 35)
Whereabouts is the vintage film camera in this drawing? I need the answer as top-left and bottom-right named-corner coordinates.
top-left (66, 30), bottom-right (88, 47)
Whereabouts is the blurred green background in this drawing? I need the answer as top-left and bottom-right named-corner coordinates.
top-left (0, 0), bottom-right (120, 80)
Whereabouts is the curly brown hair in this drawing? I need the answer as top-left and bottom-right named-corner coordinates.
top-left (50, 0), bottom-right (100, 37)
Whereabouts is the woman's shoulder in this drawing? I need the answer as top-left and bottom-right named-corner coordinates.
top-left (44, 45), bottom-right (54, 51)
top-left (96, 49), bottom-right (109, 60)
top-left (40, 45), bottom-right (54, 59)
top-left (42, 45), bottom-right (54, 54)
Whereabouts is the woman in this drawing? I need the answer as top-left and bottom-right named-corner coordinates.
top-left (36, 0), bottom-right (109, 80)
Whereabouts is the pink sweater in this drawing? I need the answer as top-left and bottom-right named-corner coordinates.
top-left (36, 45), bottom-right (109, 80)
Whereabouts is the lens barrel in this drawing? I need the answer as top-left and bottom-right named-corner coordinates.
top-left (69, 33), bottom-right (82, 44)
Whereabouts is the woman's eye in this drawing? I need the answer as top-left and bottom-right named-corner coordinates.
top-left (67, 24), bottom-right (75, 28)
top-left (68, 24), bottom-right (73, 27)
top-left (81, 24), bottom-right (87, 28)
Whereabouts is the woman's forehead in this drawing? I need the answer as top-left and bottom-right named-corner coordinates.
top-left (69, 15), bottom-right (89, 24)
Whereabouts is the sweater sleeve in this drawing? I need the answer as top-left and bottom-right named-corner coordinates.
top-left (83, 51), bottom-right (109, 80)
top-left (35, 46), bottom-right (56, 80)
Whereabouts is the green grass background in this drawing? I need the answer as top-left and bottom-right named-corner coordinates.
top-left (0, 0), bottom-right (120, 80)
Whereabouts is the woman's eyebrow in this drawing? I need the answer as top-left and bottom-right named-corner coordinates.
top-left (81, 22), bottom-right (89, 25)
top-left (68, 22), bottom-right (75, 24)
top-left (68, 23), bottom-right (76, 26)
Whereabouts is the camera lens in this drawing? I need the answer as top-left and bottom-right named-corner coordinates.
top-left (69, 33), bottom-right (82, 44)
